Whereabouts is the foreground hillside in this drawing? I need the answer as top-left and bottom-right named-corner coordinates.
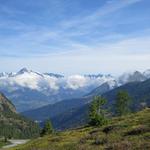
top-left (9, 108), bottom-right (150, 150)
top-left (0, 93), bottom-right (40, 139)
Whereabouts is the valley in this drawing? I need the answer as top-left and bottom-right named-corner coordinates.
top-left (0, 69), bottom-right (150, 150)
top-left (1, 0), bottom-right (150, 149)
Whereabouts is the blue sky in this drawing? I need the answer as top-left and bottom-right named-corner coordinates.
top-left (0, 0), bottom-right (150, 75)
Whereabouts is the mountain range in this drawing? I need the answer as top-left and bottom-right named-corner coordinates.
top-left (1, 68), bottom-right (150, 112)
top-left (0, 68), bottom-right (115, 111)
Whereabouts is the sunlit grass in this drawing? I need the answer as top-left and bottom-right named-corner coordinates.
top-left (9, 108), bottom-right (150, 150)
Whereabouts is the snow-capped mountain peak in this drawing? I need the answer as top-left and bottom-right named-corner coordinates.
top-left (143, 69), bottom-right (150, 78)
top-left (0, 68), bottom-right (150, 111)
top-left (118, 70), bottom-right (147, 84)
top-left (0, 72), bottom-right (8, 77)
top-left (17, 67), bottom-right (32, 74)
top-left (44, 73), bottom-right (64, 78)
top-left (0, 69), bottom-right (116, 93)
top-left (84, 74), bottom-right (113, 79)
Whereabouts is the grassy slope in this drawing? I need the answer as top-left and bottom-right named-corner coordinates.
top-left (0, 140), bottom-right (11, 148)
top-left (9, 108), bottom-right (150, 150)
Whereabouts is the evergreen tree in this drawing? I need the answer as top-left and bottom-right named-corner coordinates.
top-left (4, 136), bottom-right (8, 143)
top-left (89, 96), bottom-right (107, 126)
top-left (41, 119), bottom-right (53, 136)
top-left (115, 91), bottom-right (132, 116)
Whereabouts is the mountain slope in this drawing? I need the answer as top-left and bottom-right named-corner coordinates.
top-left (64, 78), bottom-right (150, 129)
top-left (23, 78), bottom-right (150, 130)
top-left (0, 93), bottom-right (16, 113)
top-left (58, 78), bottom-right (150, 129)
top-left (0, 93), bottom-right (40, 139)
top-left (9, 108), bottom-right (150, 150)
top-left (102, 79), bottom-right (150, 110)
top-left (22, 97), bottom-right (91, 122)
top-left (86, 80), bottom-right (118, 97)
top-left (51, 104), bottom-right (90, 130)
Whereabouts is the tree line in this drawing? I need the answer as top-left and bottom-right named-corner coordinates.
top-left (89, 90), bottom-right (132, 126)
top-left (41, 90), bottom-right (134, 135)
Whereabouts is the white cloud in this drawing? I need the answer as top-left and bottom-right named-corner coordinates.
top-left (0, 72), bottom-right (60, 91)
top-left (65, 75), bottom-right (88, 90)
top-left (0, 70), bottom-right (116, 94)
top-left (0, 34), bottom-right (150, 75)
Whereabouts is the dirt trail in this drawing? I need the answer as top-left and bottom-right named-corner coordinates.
top-left (2, 139), bottom-right (29, 149)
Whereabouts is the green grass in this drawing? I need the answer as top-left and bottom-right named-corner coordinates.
top-left (9, 108), bottom-right (150, 150)
top-left (0, 139), bottom-right (11, 148)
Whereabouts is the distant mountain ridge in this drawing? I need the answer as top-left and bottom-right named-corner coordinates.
top-left (23, 78), bottom-right (150, 130)
top-left (0, 68), bottom-right (150, 111)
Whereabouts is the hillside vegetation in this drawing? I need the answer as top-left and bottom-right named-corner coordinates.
top-left (9, 108), bottom-right (150, 150)
top-left (0, 93), bottom-right (40, 139)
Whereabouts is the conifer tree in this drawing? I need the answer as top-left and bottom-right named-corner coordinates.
top-left (89, 96), bottom-right (107, 126)
top-left (115, 91), bottom-right (132, 116)
top-left (41, 119), bottom-right (53, 136)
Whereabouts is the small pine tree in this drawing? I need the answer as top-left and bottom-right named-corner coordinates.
top-left (4, 136), bottom-right (8, 143)
top-left (89, 96), bottom-right (107, 126)
top-left (41, 119), bottom-right (53, 136)
top-left (115, 91), bottom-right (132, 116)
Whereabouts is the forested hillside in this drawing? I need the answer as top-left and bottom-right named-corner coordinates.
top-left (0, 93), bottom-right (40, 139)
